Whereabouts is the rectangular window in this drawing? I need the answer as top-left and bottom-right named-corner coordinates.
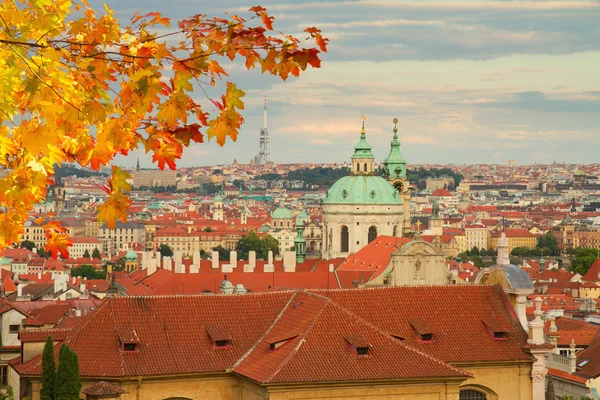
top-left (9, 325), bottom-right (19, 334)
top-left (0, 365), bottom-right (6, 386)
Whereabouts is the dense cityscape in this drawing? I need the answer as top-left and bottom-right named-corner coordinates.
top-left (1, 0), bottom-right (599, 399)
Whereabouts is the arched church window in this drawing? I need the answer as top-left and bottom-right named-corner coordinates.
top-left (356, 164), bottom-right (360, 172)
top-left (459, 389), bottom-right (487, 400)
top-left (393, 225), bottom-right (398, 237)
top-left (368, 226), bottom-right (377, 243)
top-left (364, 163), bottom-right (368, 172)
top-left (341, 226), bottom-right (349, 252)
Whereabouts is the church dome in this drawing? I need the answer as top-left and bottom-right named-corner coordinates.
top-left (323, 175), bottom-right (401, 205)
top-left (272, 206), bottom-right (293, 219)
top-left (125, 249), bottom-right (138, 261)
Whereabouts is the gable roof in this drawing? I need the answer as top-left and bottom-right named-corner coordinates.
top-left (581, 259), bottom-right (600, 282)
top-left (10, 285), bottom-right (532, 382)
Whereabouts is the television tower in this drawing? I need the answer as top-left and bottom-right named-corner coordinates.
top-left (253, 96), bottom-right (270, 165)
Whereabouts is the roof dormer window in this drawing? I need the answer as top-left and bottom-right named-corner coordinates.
top-left (122, 343), bottom-right (137, 352)
top-left (482, 318), bottom-right (511, 341)
top-left (345, 334), bottom-right (370, 356)
top-left (410, 318), bottom-right (434, 343)
top-left (206, 325), bottom-right (232, 350)
top-left (268, 336), bottom-right (298, 352)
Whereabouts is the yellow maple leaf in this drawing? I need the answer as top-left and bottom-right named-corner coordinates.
top-left (110, 166), bottom-right (131, 192)
top-left (97, 191), bottom-right (131, 229)
top-left (224, 82), bottom-right (245, 110)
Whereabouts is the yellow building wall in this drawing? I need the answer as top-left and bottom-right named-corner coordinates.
top-left (458, 363), bottom-right (532, 400)
top-left (21, 363), bottom-right (532, 400)
top-left (580, 287), bottom-right (600, 299)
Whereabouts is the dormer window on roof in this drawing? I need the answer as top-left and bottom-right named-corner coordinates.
top-left (410, 318), bottom-right (433, 342)
top-left (345, 334), bottom-right (370, 356)
top-left (206, 325), bottom-right (232, 349)
top-left (482, 318), bottom-right (512, 341)
top-left (268, 336), bottom-right (298, 352)
top-left (117, 327), bottom-right (140, 353)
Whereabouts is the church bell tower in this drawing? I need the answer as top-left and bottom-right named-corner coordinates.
top-left (383, 118), bottom-right (410, 236)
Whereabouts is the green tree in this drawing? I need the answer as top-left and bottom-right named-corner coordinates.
top-left (92, 248), bottom-right (101, 259)
top-left (570, 248), bottom-right (599, 275)
top-left (537, 234), bottom-right (558, 256)
top-left (470, 246), bottom-right (480, 256)
top-left (83, 249), bottom-right (90, 258)
top-left (203, 227), bottom-right (214, 232)
top-left (511, 247), bottom-right (532, 258)
top-left (40, 336), bottom-right (55, 400)
top-left (36, 247), bottom-right (49, 258)
top-left (158, 244), bottom-right (174, 258)
top-left (263, 234), bottom-right (280, 257)
top-left (54, 344), bottom-right (81, 400)
top-left (71, 264), bottom-right (105, 279)
top-left (236, 231), bottom-right (266, 260)
top-left (212, 245), bottom-right (230, 261)
top-left (20, 240), bottom-right (36, 251)
top-left (0, 386), bottom-right (15, 400)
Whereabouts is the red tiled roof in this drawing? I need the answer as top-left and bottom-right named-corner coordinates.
top-left (233, 291), bottom-right (470, 384)
top-left (19, 328), bottom-right (71, 343)
top-left (581, 259), bottom-right (600, 282)
top-left (81, 381), bottom-right (125, 396)
top-left (577, 334), bottom-right (600, 378)
top-left (11, 285), bottom-right (531, 380)
top-left (547, 368), bottom-right (588, 384)
top-left (431, 189), bottom-right (452, 197)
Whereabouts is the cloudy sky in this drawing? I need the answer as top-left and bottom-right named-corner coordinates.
top-left (104, 0), bottom-right (600, 167)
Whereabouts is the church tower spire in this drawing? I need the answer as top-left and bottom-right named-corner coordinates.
top-left (383, 118), bottom-right (406, 180)
top-left (351, 115), bottom-right (375, 175)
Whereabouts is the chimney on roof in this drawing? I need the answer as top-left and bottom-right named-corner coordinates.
top-left (230, 251), bottom-right (237, 269)
top-left (37, 272), bottom-right (41, 280)
top-left (174, 251), bottom-right (183, 265)
top-left (234, 283), bottom-right (247, 294)
top-left (283, 251), bottom-right (296, 272)
top-left (74, 308), bottom-right (82, 317)
top-left (192, 251), bottom-right (201, 266)
top-left (527, 297), bottom-right (545, 345)
top-left (243, 251), bottom-right (256, 273)
top-left (79, 282), bottom-right (86, 293)
top-left (189, 264), bottom-right (199, 273)
top-left (155, 250), bottom-right (161, 263)
top-left (264, 250), bottom-right (274, 273)
top-left (211, 252), bottom-right (219, 269)
top-left (17, 284), bottom-right (22, 297)
top-left (219, 275), bottom-right (234, 294)
top-left (162, 256), bottom-right (172, 271)
top-left (329, 263), bottom-right (334, 272)
top-left (147, 258), bottom-right (157, 276)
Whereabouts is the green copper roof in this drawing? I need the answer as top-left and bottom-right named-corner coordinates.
top-left (294, 219), bottom-right (306, 244)
top-left (297, 209), bottom-right (309, 220)
top-left (323, 175), bottom-right (402, 205)
top-left (214, 194), bottom-right (223, 202)
top-left (125, 249), bottom-right (138, 261)
top-left (351, 121), bottom-right (374, 159)
top-left (383, 119), bottom-right (407, 179)
top-left (272, 205), bottom-right (293, 219)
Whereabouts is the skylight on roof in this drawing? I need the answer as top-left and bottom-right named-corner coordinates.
top-left (578, 360), bottom-right (590, 367)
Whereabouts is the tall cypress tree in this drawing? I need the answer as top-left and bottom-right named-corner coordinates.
top-left (54, 344), bottom-right (82, 400)
top-left (40, 336), bottom-right (55, 400)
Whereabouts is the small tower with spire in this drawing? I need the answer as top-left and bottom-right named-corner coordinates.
top-left (294, 219), bottom-right (306, 263)
top-left (240, 204), bottom-right (248, 225)
top-left (136, 158), bottom-right (140, 172)
top-left (383, 118), bottom-right (407, 181)
top-left (429, 198), bottom-right (443, 236)
top-left (351, 115), bottom-right (375, 175)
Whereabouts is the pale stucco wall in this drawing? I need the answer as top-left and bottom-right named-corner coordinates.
top-left (323, 203), bottom-right (403, 258)
top-left (2, 309), bottom-right (24, 347)
top-left (458, 363), bottom-right (533, 400)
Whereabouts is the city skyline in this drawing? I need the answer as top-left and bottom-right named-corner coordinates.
top-left (100, 0), bottom-right (600, 167)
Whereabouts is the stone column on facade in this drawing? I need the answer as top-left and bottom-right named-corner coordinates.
top-left (528, 297), bottom-right (552, 400)
top-left (569, 339), bottom-right (577, 373)
top-left (516, 294), bottom-right (528, 331)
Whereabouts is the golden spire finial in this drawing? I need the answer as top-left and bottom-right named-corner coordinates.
top-left (361, 114), bottom-right (366, 134)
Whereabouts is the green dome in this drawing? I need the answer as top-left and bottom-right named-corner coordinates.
top-left (297, 209), bottom-right (309, 220)
top-left (323, 176), bottom-right (402, 205)
top-left (214, 194), bottom-right (223, 202)
top-left (125, 249), bottom-right (138, 261)
top-left (272, 206), bottom-right (293, 219)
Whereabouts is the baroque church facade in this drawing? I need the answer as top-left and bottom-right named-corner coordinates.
top-left (322, 118), bottom-right (411, 258)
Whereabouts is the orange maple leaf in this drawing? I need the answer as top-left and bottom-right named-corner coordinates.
top-left (208, 60), bottom-right (228, 79)
top-left (45, 232), bottom-right (72, 259)
top-left (97, 191), bottom-right (131, 229)
top-left (172, 124), bottom-right (204, 146)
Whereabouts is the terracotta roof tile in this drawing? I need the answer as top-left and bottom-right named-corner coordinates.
top-left (81, 381), bottom-right (126, 396)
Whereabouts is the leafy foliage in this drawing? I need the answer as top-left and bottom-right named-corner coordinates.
top-left (236, 231), bottom-right (279, 260)
top-left (92, 247), bottom-right (101, 259)
top-left (20, 240), bottom-right (36, 251)
top-left (511, 246), bottom-right (546, 258)
top-left (569, 248), bottom-right (599, 275)
top-left (537, 233), bottom-right (559, 256)
top-left (83, 249), bottom-right (90, 258)
top-left (54, 344), bottom-right (81, 400)
top-left (287, 167), bottom-right (350, 188)
top-left (40, 336), bottom-right (55, 400)
top-left (70, 264), bottom-right (105, 279)
top-left (158, 244), bottom-right (173, 258)
top-left (212, 245), bottom-right (230, 261)
top-left (0, 1), bottom-right (326, 256)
